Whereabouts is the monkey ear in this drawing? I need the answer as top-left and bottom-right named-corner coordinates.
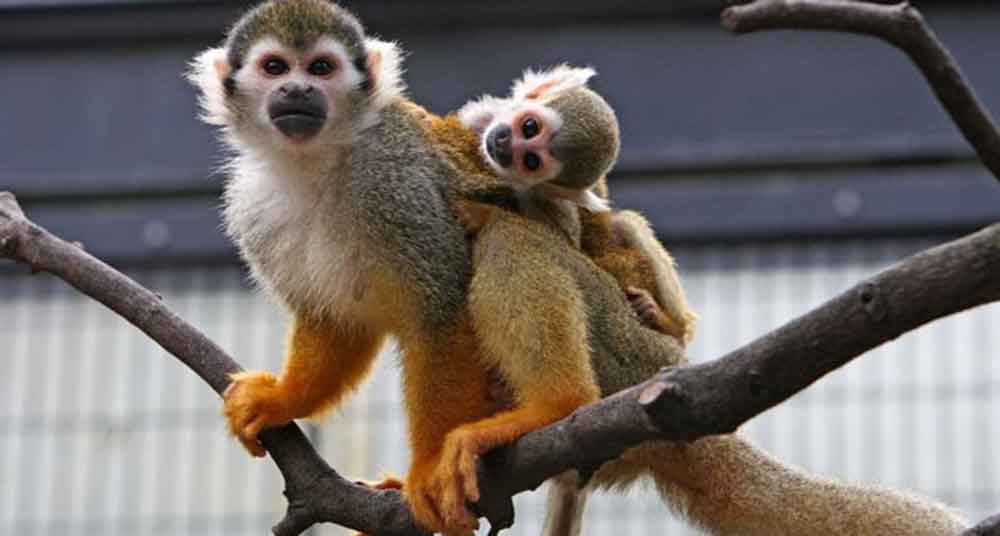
top-left (186, 47), bottom-right (231, 126)
top-left (511, 64), bottom-right (597, 101)
top-left (458, 96), bottom-right (509, 132)
top-left (364, 38), bottom-right (406, 110)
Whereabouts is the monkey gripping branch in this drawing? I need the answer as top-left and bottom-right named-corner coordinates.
top-left (2, 0), bottom-right (1000, 535)
top-left (2, 200), bottom-right (999, 534)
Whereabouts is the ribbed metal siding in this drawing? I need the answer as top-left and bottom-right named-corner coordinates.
top-left (1, 236), bottom-right (997, 535)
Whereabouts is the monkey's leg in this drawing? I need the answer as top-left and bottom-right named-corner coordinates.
top-left (399, 325), bottom-right (496, 535)
top-left (611, 210), bottom-right (698, 345)
top-left (425, 229), bottom-right (601, 530)
top-left (224, 314), bottom-right (385, 456)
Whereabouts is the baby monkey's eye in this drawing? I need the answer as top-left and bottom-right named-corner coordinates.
top-left (308, 58), bottom-right (336, 77)
top-left (524, 152), bottom-right (542, 171)
top-left (522, 117), bottom-right (540, 139)
top-left (262, 58), bottom-right (290, 76)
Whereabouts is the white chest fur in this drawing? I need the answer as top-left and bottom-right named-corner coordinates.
top-left (223, 160), bottom-right (373, 320)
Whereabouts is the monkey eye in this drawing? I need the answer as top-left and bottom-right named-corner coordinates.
top-left (524, 152), bottom-right (542, 172)
top-left (522, 117), bottom-right (540, 139)
top-left (262, 57), bottom-right (289, 76)
top-left (308, 58), bottom-right (336, 77)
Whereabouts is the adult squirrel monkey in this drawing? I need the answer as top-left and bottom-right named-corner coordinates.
top-left (188, 1), bottom-right (967, 534)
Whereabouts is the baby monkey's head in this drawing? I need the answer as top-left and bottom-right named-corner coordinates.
top-left (459, 65), bottom-right (620, 212)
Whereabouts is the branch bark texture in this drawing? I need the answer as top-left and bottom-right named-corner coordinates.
top-left (4, 191), bottom-right (998, 534)
top-left (722, 0), bottom-right (1000, 182)
top-left (0, 192), bottom-right (427, 536)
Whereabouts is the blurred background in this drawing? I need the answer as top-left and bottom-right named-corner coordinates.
top-left (2, 1), bottom-right (999, 535)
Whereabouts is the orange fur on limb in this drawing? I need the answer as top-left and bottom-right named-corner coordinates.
top-left (224, 315), bottom-right (384, 456)
top-left (399, 323), bottom-right (499, 533)
top-left (433, 395), bottom-right (596, 525)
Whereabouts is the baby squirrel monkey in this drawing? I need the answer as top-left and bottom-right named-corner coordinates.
top-left (189, 2), bottom-right (966, 534)
top-left (438, 69), bottom-right (968, 535)
top-left (456, 65), bottom-right (697, 345)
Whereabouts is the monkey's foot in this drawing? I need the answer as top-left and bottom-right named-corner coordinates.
top-left (431, 428), bottom-right (489, 531)
top-left (626, 286), bottom-right (681, 339)
top-left (406, 458), bottom-right (479, 535)
top-left (223, 370), bottom-right (293, 457)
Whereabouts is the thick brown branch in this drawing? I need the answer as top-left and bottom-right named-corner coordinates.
top-left (721, 0), bottom-right (1000, 181)
top-left (471, 222), bottom-right (1000, 525)
top-left (4, 186), bottom-right (999, 535)
top-left (0, 192), bottom-right (427, 536)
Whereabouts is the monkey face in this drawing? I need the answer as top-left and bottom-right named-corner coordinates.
top-left (480, 102), bottom-right (566, 189)
top-left (224, 37), bottom-right (370, 148)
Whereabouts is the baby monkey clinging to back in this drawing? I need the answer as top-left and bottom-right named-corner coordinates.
top-left (457, 65), bottom-right (697, 344)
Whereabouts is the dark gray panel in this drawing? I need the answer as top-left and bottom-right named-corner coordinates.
top-left (2, 5), bottom-right (998, 199)
top-left (614, 164), bottom-right (1000, 243)
top-left (3, 164), bottom-right (995, 269)
top-left (0, 41), bottom-right (220, 198)
top-left (13, 197), bottom-right (236, 264)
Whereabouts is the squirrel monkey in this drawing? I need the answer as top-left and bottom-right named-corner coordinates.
top-left (189, 2), bottom-right (966, 534)
top-left (439, 69), bottom-right (969, 535)
top-left (189, 1), bottom-right (509, 531)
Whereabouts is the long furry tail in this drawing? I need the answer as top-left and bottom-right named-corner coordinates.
top-left (592, 435), bottom-right (967, 536)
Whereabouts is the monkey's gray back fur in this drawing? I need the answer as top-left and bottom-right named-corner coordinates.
top-left (223, 99), bottom-right (473, 331)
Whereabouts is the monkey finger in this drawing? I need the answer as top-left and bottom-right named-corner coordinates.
top-left (240, 416), bottom-right (269, 457)
top-left (409, 486), bottom-right (446, 532)
top-left (458, 453), bottom-right (480, 503)
top-left (624, 286), bottom-right (644, 298)
top-left (236, 434), bottom-right (266, 458)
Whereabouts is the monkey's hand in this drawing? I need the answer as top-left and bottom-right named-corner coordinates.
top-left (454, 200), bottom-right (500, 238)
top-left (626, 286), bottom-right (686, 340)
top-left (223, 370), bottom-right (295, 457)
top-left (429, 405), bottom-right (579, 533)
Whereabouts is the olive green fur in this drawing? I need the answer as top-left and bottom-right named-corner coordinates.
top-left (225, 0), bottom-right (367, 69)
top-left (546, 87), bottom-right (621, 191)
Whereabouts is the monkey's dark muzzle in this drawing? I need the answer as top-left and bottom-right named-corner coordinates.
top-left (486, 124), bottom-right (514, 169)
top-left (268, 90), bottom-right (327, 141)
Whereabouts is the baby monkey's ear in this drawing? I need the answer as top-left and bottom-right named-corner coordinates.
top-left (511, 64), bottom-right (597, 101)
top-left (457, 95), bottom-right (510, 133)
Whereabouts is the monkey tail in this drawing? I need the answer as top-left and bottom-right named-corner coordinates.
top-left (590, 435), bottom-right (967, 536)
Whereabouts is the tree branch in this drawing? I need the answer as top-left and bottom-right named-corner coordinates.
top-left (0, 192), bottom-right (428, 536)
top-left (4, 191), bottom-right (998, 534)
top-left (721, 0), bottom-right (1000, 182)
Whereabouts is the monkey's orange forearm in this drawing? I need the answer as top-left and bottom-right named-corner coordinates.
top-left (278, 314), bottom-right (386, 418)
top-left (224, 314), bottom-right (385, 456)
